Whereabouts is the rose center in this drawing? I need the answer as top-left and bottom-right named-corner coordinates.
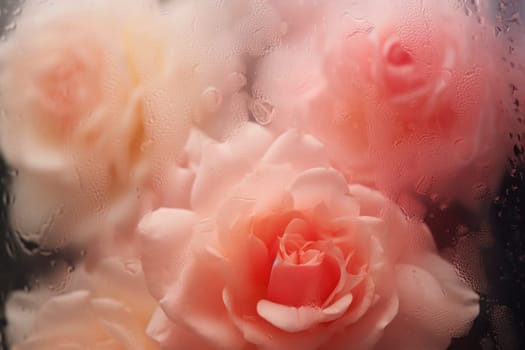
top-left (266, 234), bottom-right (340, 307)
top-left (380, 35), bottom-right (431, 101)
top-left (386, 41), bottom-right (413, 66)
top-left (45, 63), bottom-right (88, 106)
top-left (37, 50), bottom-right (101, 122)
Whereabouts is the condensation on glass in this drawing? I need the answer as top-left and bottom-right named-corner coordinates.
top-left (0, 1), bottom-right (524, 349)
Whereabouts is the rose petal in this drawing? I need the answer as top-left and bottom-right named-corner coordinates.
top-left (150, 164), bottom-right (195, 209)
top-left (347, 184), bottom-right (436, 260)
top-left (7, 291), bottom-right (102, 350)
top-left (261, 130), bottom-right (330, 171)
top-left (266, 251), bottom-right (340, 307)
top-left (232, 163), bottom-right (297, 216)
top-left (90, 298), bottom-right (153, 350)
top-left (374, 259), bottom-right (479, 350)
top-left (290, 168), bottom-right (359, 218)
top-left (21, 291), bottom-right (110, 349)
top-left (5, 289), bottom-right (55, 345)
top-left (138, 208), bottom-right (197, 300)
top-left (147, 307), bottom-right (214, 350)
top-left (224, 289), bottom-right (333, 350)
top-left (257, 296), bottom-right (353, 333)
top-left (283, 218), bottom-right (311, 237)
top-left (159, 251), bottom-right (245, 350)
top-left (191, 123), bottom-right (273, 212)
top-left (322, 291), bottom-right (399, 350)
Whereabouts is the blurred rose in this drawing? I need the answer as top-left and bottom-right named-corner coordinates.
top-left (0, 0), bottom-right (243, 247)
top-left (0, 0), bottom-right (187, 184)
top-left (139, 124), bottom-right (479, 350)
top-left (6, 258), bottom-right (158, 350)
top-left (254, 0), bottom-right (512, 215)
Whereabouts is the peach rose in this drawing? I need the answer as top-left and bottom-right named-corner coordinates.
top-left (0, 0), bottom-right (242, 247)
top-left (6, 257), bottom-right (158, 350)
top-left (138, 124), bottom-right (479, 350)
top-left (254, 0), bottom-right (512, 215)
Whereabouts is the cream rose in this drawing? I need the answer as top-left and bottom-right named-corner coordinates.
top-left (6, 257), bottom-right (158, 350)
top-left (254, 0), bottom-right (512, 215)
top-left (138, 124), bottom-right (479, 350)
top-left (0, 0), bottom-right (186, 182)
top-left (0, 0), bottom-right (226, 247)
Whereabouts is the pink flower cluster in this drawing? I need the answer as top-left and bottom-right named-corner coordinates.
top-left (0, 0), bottom-right (515, 349)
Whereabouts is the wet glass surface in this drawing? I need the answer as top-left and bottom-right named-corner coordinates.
top-left (0, 0), bottom-right (524, 349)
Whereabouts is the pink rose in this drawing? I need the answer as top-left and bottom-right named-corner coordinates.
top-left (6, 258), bottom-right (159, 350)
top-left (254, 1), bottom-right (512, 215)
top-left (139, 124), bottom-right (478, 350)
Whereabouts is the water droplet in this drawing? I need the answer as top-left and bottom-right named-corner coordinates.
top-left (455, 224), bottom-right (470, 237)
top-left (124, 260), bottom-right (140, 275)
top-left (201, 87), bottom-right (222, 113)
top-left (46, 260), bottom-right (72, 292)
top-left (5, 240), bottom-right (15, 258)
top-left (250, 99), bottom-right (274, 125)
top-left (454, 138), bottom-right (474, 161)
top-left (472, 182), bottom-right (490, 201)
top-left (226, 72), bottom-right (247, 93)
top-left (2, 191), bottom-right (9, 205)
top-left (439, 202), bottom-right (449, 211)
top-left (8, 168), bottom-right (19, 177)
top-left (415, 176), bottom-right (433, 195)
top-left (4, 21), bottom-right (16, 32)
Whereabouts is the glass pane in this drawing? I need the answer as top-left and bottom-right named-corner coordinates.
top-left (0, 0), bottom-right (523, 349)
